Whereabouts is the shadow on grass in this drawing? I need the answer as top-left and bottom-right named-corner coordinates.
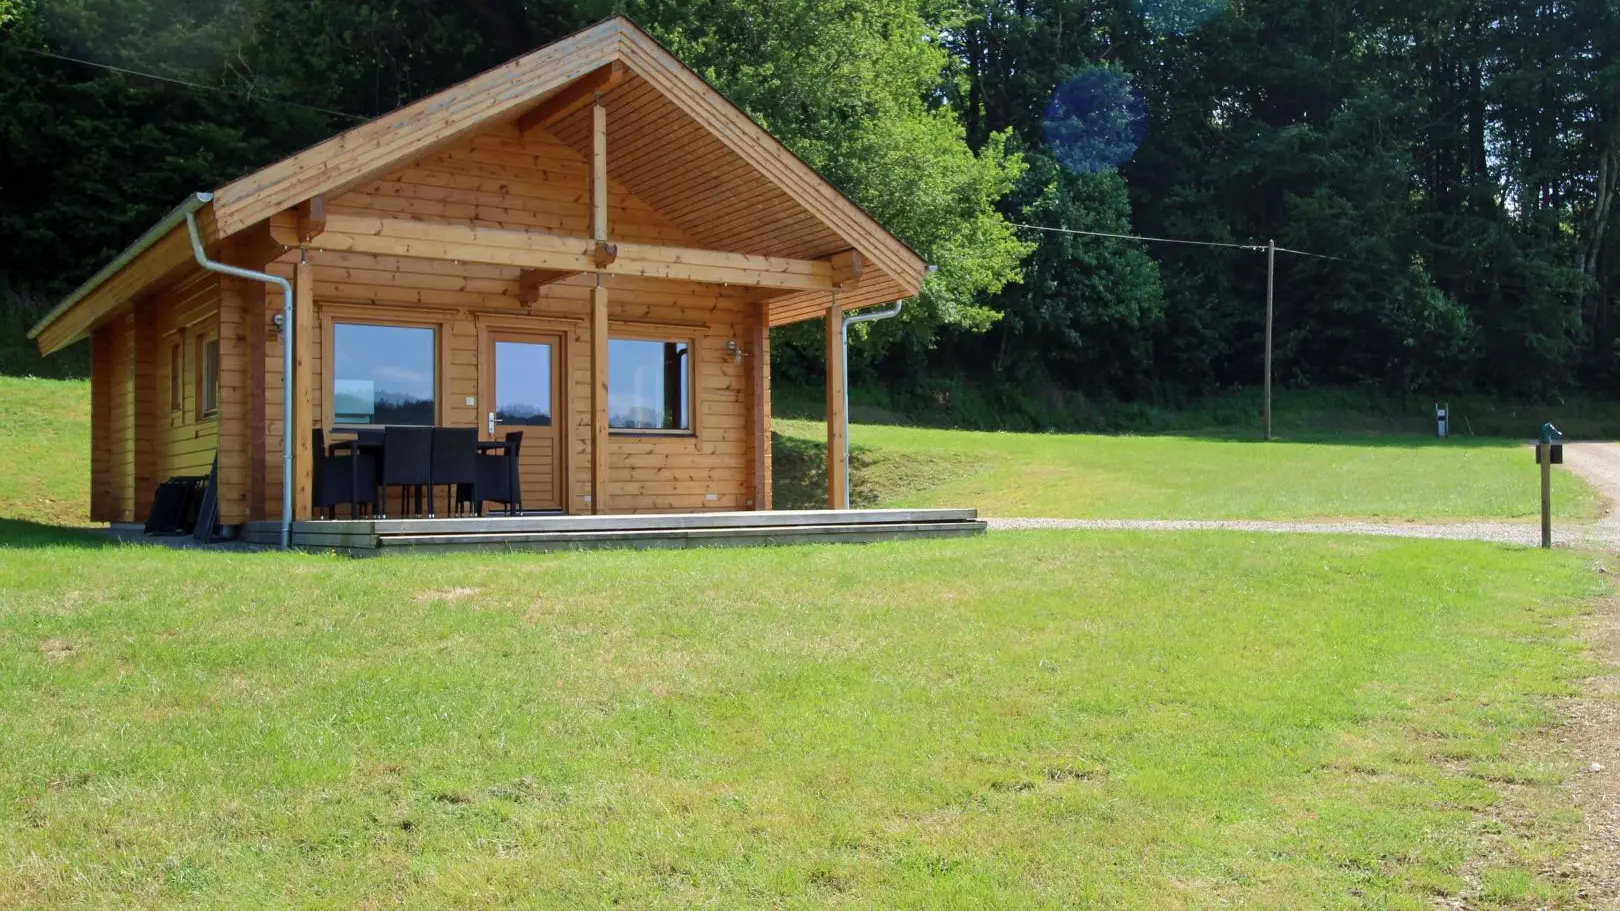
top-left (0, 518), bottom-right (118, 549)
top-left (771, 432), bottom-right (992, 511)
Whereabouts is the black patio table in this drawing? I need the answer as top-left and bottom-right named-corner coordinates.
top-left (326, 430), bottom-right (513, 518)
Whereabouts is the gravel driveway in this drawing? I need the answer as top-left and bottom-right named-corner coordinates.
top-left (987, 441), bottom-right (1620, 551)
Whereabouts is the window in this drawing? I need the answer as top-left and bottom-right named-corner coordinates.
top-left (197, 336), bottom-right (220, 419)
top-left (169, 343), bottom-right (183, 412)
top-left (609, 338), bottom-right (690, 432)
top-left (331, 322), bottom-right (437, 425)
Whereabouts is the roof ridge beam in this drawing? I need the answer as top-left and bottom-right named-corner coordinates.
top-left (517, 62), bottom-right (627, 135)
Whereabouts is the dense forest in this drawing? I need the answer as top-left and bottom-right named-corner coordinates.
top-left (2, 0), bottom-right (1617, 418)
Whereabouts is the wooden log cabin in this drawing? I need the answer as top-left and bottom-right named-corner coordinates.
top-left (28, 17), bottom-right (984, 551)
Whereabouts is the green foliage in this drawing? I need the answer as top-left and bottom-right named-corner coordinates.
top-left (5, 0), bottom-right (1620, 412)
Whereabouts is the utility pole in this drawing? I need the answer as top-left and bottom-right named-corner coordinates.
top-left (1264, 239), bottom-right (1276, 441)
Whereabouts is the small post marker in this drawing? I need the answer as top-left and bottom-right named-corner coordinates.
top-left (1538, 423), bottom-right (1564, 549)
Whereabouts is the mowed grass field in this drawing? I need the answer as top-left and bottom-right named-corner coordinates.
top-left (776, 419), bottom-right (1601, 520)
top-left (0, 376), bottom-right (1611, 908)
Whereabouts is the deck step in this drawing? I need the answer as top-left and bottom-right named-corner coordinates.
top-left (374, 520), bottom-right (987, 554)
top-left (237, 509), bottom-right (985, 554)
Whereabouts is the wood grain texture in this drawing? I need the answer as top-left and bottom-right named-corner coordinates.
top-left (591, 281), bottom-right (609, 514)
top-left (216, 249), bottom-right (253, 525)
top-left (751, 303), bottom-right (772, 510)
top-left (825, 298), bottom-right (846, 510)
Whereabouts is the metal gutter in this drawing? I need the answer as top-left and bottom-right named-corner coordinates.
top-left (183, 197), bottom-right (297, 552)
top-left (27, 193), bottom-right (214, 344)
top-left (836, 298), bottom-right (906, 510)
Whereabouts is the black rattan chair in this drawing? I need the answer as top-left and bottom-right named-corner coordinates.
top-left (312, 428), bottom-right (377, 519)
top-left (379, 426), bottom-right (432, 518)
top-left (458, 430), bottom-right (524, 516)
top-left (430, 427), bottom-right (478, 517)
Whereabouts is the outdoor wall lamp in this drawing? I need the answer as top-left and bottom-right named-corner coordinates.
top-left (270, 312), bottom-right (285, 334)
top-left (726, 339), bottom-right (747, 364)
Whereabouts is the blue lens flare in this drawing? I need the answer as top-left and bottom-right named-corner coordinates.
top-left (1043, 70), bottom-right (1150, 174)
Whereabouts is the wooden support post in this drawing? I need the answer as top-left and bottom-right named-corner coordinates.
top-left (592, 100), bottom-right (608, 242)
top-left (588, 96), bottom-right (611, 515)
top-left (825, 298), bottom-right (847, 510)
top-left (89, 327), bottom-right (114, 523)
top-left (247, 281), bottom-right (268, 519)
top-left (132, 300), bottom-right (160, 522)
top-left (216, 266), bottom-right (251, 526)
top-left (293, 253), bottom-right (315, 521)
top-left (752, 307), bottom-right (772, 511)
top-left (591, 279), bottom-right (610, 514)
top-left (113, 313), bottom-right (136, 522)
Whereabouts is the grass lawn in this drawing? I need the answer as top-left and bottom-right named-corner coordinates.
top-left (0, 531), bottom-right (1605, 909)
top-left (0, 376), bottom-right (90, 528)
top-left (775, 419), bottom-right (1601, 521)
top-left (0, 375), bottom-right (1612, 908)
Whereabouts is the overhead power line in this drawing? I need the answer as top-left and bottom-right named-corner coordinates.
top-left (1011, 222), bottom-right (1267, 253)
top-left (1012, 221), bottom-right (1358, 441)
top-left (1010, 221), bottom-right (1348, 262)
top-left (6, 44), bottom-right (369, 123)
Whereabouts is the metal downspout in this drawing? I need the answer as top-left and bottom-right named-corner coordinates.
top-left (839, 299), bottom-right (905, 510)
top-left (182, 194), bottom-right (296, 551)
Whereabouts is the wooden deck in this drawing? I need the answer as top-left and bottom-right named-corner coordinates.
top-left (238, 508), bottom-right (985, 555)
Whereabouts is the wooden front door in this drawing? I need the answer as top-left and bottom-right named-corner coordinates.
top-left (481, 331), bottom-right (563, 512)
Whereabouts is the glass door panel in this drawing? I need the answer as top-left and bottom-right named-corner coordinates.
top-left (494, 341), bottom-right (553, 427)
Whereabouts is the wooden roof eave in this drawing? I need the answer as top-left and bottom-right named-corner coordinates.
top-left (29, 194), bottom-right (220, 355)
top-left (207, 22), bottom-right (626, 239)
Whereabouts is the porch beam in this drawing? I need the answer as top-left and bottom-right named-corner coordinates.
top-left (296, 195), bottom-right (327, 242)
top-left (830, 249), bottom-right (864, 288)
top-left (517, 62), bottom-right (626, 135)
top-left (825, 297), bottom-right (847, 510)
top-left (314, 214), bottom-right (839, 292)
top-left (517, 268), bottom-right (575, 304)
top-left (591, 279), bottom-right (610, 514)
top-left (267, 195), bottom-right (328, 247)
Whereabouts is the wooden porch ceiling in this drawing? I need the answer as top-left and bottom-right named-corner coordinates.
top-left (546, 73), bottom-right (850, 264)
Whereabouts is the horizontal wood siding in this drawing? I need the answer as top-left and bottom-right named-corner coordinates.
top-left (327, 124), bottom-right (692, 246)
top-left (157, 271), bottom-right (222, 483)
top-left (89, 313), bottom-right (137, 523)
top-left (241, 121), bottom-right (760, 517)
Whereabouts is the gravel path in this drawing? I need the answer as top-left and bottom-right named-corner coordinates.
top-left (987, 441), bottom-right (1620, 551)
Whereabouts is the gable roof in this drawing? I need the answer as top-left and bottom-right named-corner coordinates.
top-left (31, 16), bottom-right (926, 354)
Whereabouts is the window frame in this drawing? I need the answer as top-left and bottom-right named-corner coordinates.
top-left (323, 313), bottom-right (444, 428)
top-left (606, 334), bottom-right (697, 437)
top-left (195, 332), bottom-right (220, 421)
top-left (168, 341), bottom-right (184, 413)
